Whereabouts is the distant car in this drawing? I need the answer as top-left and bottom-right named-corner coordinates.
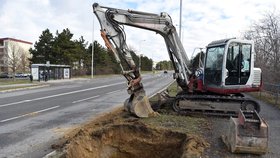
top-left (164, 70), bottom-right (168, 73)
top-left (0, 72), bottom-right (13, 78)
top-left (15, 73), bottom-right (24, 78)
top-left (15, 73), bottom-right (30, 78)
top-left (23, 73), bottom-right (31, 77)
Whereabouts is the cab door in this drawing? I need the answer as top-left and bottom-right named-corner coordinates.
top-left (225, 42), bottom-right (251, 85)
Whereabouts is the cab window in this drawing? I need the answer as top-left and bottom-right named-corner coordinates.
top-left (225, 42), bottom-right (251, 85)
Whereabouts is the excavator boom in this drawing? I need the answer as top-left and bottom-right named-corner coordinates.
top-left (93, 3), bottom-right (191, 89)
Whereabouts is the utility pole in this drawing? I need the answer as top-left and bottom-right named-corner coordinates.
top-left (178, 0), bottom-right (183, 93)
top-left (91, 15), bottom-right (94, 78)
top-left (179, 0), bottom-right (183, 40)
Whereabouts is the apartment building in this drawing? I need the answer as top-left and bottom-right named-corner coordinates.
top-left (0, 38), bottom-right (32, 73)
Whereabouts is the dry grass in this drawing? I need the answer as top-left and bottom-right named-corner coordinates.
top-left (140, 114), bottom-right (206, 135)
top-left (146, 81), bottom-right (207, 135)
top-left (0, 79), bottom-right (31, 85)
top-left (249, 91), bottom-right (280, 108)
top-left (166, 82), bottom-right (182, 97)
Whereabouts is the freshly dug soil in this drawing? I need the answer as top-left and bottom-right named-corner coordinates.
top-left (57, 108), bottom-right (209, 158)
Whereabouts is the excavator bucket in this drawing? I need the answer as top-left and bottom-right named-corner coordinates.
top-left (222, 110), bottom-right (268, 155)
top-left (124, 89), bottom-right (158, 118)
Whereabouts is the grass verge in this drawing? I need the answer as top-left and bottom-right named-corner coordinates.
top-left (0, 79), bottom-right (32, 85)
top-left (140, 114), bottom-right (206, 135)
top-left (249, 91), bottom-right (280, 108)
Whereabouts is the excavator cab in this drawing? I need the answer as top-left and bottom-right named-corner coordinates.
top-left (204, 38), bottom-right (261, 94)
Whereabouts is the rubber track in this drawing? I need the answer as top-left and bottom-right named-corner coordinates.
top-left (173, 94), bottom-right (260, 117)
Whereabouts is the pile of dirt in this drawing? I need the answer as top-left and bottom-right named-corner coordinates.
top-left (55, 108), bottom-right (209, 158)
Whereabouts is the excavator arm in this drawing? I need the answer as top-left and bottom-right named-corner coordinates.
top-left (93, 3), bottom-right (191, 90)
top-left (92, 3), bottom-right (192, 117)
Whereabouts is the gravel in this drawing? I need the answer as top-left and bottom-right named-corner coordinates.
top-left (203, 94), bottom-right (280, 158)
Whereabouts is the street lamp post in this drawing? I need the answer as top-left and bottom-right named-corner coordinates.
top-left (91, 14), bottom-right (95, 78)
top-left (179, 0), bottom-right (183, 40)
top-left (178, 0), bottom-right (183, 94)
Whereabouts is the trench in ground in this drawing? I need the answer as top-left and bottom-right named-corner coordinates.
top-left (65, 123), bottom-right (205, 158)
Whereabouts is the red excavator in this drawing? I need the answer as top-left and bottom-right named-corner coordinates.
top-left (92, 3), bottom-right (268, 154)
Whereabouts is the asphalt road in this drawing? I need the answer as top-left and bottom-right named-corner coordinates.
top-left (0, 72), bottom-right (174, 158)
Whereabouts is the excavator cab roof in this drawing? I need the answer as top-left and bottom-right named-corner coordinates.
top-left (207, 38), bottom-right (236, 47)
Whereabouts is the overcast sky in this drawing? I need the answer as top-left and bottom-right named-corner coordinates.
top-left (0, 0), bottom-right (279, 61)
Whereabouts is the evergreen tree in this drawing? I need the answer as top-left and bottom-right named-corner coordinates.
top-left (72, 36), bottom-right (88, 75)
top-left (30, 28), bottom-right (156, 76)
top-left (52, 28), bottom-right (77, 65)
top-left (140, 56), bottom-right (153, 71)
top-left (86, 41), bottom-right (119, 75)
top-left (156, 60), bottom-right (173, 70)
top-left (29, 29), bottom-right (54, 64)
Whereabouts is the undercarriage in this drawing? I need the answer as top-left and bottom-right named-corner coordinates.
top-left (172, 93), bottom-right (260, 117)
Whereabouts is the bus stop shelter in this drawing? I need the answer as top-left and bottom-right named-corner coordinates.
top-left (31, 64), bottom-right (71, 81)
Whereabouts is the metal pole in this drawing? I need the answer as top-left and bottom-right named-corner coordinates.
top-left (179, 0), bottom-right (182, 40)
top-left (91, 15), bottom-right (94, 78)
top-left (177, 0), bottom-right (183, 94)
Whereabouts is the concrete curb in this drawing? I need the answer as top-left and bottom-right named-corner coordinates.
top-left (0, 84), bottom-right (50, 93)
top-left (149, 79), bottom-right (176, 99)
top-left (43, 150), bottom-right (64, 158)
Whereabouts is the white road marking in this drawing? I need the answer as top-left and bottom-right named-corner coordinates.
top-left (0, 100), bottom-right (31, 107)
top-left (106, 89), bottom-right (122, 95)
top-left (72, 95), bottom-right (100, 104)
top-left (0, 82), bottom-right (124, 108)
top-left (0, 105), bottom-right (60, 123)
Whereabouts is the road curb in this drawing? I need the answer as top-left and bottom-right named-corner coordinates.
top-left (149, 79), bottom-right (176, 99)
top-left (42, 150), bottom-right (64, 158)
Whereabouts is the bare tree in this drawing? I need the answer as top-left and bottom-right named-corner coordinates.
top-left (244, 11), bottom-right (280, 83)
top-left (5, 42), bottom-right (22, 79)
top-left (19, 52), bottom-right (29, 73)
